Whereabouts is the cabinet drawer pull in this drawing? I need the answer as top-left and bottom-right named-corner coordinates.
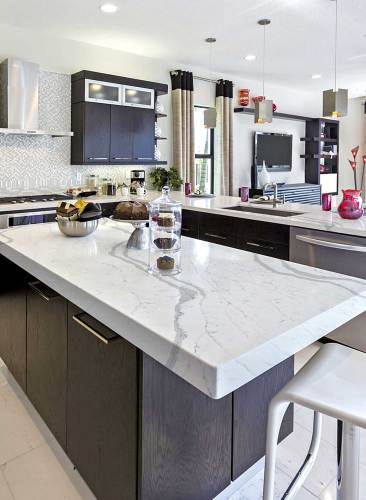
top-left (112, 157), bottom-right (131, 160)
top-left (28, 281), bottom-right (59, 302)
top-left (204, 232), bottom-right (227, 240)
top-left (181, 227), bottom-right (191, 232)
top-left (246, 241), bottom-right (275, 251)
top-left (136, 157), bottom-right (153, 160)
top-left (72, 314), bottom-right (118, 345)
top-left (88, 157), bottom-right (109, 161)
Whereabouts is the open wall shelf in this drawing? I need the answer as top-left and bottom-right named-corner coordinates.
top-left (234, 107), bottom-right (313, 122)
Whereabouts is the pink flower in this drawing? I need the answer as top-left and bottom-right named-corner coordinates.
top-left (351, 146), bottom-right (360, 160)
top-left (349, 160), bottom-right (357, 170)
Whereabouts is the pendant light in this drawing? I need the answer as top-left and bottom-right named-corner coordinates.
top-left (255, 19), bottom-right (273, 124)
top-left (323, 0), bottom-right (348, 118)
top-left (204, 37), bottom-right (217, 129)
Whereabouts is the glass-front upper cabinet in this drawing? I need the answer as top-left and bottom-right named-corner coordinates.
top-left (85, 79), bottom-right (122, 105)
top-left (122, 85), bottom-right (155, 109)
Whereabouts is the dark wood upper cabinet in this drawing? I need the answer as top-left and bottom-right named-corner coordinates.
top-left (67, 303), bottom-right (138, 500)
top-left (110, 105), bottom-right (134, 162)
top-left (131, 107), bottom-right (155, 161)
top-left (26, 281), bottom-right (68, 449)
top-left (71, 72), bottom-right (168, 165)
top-left (72, 102), bottom-right (110, 165)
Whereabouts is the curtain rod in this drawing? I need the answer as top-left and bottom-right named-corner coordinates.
top-left (193, 75), bottom-right (235, 85)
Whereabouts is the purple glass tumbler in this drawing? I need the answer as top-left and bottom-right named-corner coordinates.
top-left (240, 186), bottom-right (249, 202)
top-left (184, 182), bottom-right (192, 196)
top-left (321, 193), bottom-right (332, 211)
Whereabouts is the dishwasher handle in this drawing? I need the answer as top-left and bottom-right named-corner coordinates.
top-left (296, 234), bottom-right (366, 253)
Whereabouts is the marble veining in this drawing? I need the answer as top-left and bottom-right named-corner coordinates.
top-left (1, 220), bottom-right (366, 398)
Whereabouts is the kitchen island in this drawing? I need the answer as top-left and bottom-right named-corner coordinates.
top-left (0, 220), bottom-right (366, 499)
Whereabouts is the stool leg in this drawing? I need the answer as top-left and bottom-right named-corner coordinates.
top-left (263, 399), bottom-right (290, 500)
top-left (337, 421), bottom-right (360, 500)
top-left (281, 411), bottom-right (322, 500)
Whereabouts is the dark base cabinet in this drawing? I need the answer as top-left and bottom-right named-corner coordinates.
top-left (0, 259), bottom-right (295, 500)
top-left (67, 304), bottom-right (138, 500)
top-left (27, 282), bottom-right (68, 449)
top-left (0, 256), bottom-right (28, 391)
top-left (182, 210), bottom-right (290, 260)
top-left (139, 355), bottom-right (232, 500)
top-left (232, 357), bottom-right (294, 478)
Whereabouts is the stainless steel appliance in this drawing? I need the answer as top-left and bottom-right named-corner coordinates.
top-left (130, 170), bottom-right (145, 194)
top-left (0, 58), bottom-right (73, 137)
top-left (290, 226), bottom-right (366, 351)
top-left (0, 194), bottom-right (72, 228)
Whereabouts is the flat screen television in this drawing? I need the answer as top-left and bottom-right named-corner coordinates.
top-left (254, 132), bottom-right (293, 172)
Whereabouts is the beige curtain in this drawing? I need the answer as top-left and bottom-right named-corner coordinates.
top-left (214, 80), bottom-right (234, 196)
top-left (170, 70), bottom-right (195, 183)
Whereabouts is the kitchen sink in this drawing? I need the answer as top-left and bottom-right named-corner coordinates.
top-left (223, 205), bottom-right (304, 217)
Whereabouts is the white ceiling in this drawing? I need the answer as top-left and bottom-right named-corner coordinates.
top-left (2, 0), bottom-right (366, 95)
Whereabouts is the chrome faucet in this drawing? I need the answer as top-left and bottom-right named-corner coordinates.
top-left (264, 182), bottom-right (283, 208)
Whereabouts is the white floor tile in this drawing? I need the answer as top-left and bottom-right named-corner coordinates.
top-left (319, 463), bottom-right (366, 499)
top-left (0, 471), bottom-right (14, 500)
top-left (276, 423), bottom-right (337, 497)
top-left (2, 445), bottom-right (96, 500)
top-left (0, 384), bottom-right (45, 465)
top-left (228, 466), bottom-right (318, 500)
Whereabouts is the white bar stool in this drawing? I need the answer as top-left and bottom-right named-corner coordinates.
top-left (263, 343), bottom-right (366, 500)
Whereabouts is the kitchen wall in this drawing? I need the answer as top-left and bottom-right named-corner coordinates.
top-left (0, 22), bottom-right (363, 196)
top-left (338, 97), bottom-right (366, 193)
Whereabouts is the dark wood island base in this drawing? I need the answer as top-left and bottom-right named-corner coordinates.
top-left (0, 256), bottom-right (293, 500)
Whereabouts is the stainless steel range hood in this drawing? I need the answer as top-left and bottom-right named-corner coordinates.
top-left (0, 58), bottom-right (73, 137)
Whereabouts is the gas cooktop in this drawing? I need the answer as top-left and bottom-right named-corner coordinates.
top-left (0, 194), bottom-right (73, 205)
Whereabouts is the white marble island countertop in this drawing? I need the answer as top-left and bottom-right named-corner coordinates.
top-left (1, 219), bottom-right (366, 399)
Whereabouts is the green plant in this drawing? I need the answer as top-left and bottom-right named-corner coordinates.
top-left (150, 166), bottom-right (183, 191)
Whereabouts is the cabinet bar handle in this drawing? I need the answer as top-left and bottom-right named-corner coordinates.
top-left (204, 232), bottom-right (227, 240)
top-left (136, 157), bottom-right (153, 160)
top-left (28, 281), bottom-right (58, 302)
top-left (112, 157), bottom-right (131, 160)
top-left (88, 157), bottom-right (109, 160)
top-left (295, 235), bottom-right (366, 253)
top-left (246, 241), bottom-right (275, 251)
top-left (72, 314), bottom-right (118, 345)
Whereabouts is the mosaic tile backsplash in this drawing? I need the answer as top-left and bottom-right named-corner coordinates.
top-left (0, 70), bottom-right (155, 195)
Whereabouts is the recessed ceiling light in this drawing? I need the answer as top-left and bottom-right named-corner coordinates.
top-left (244, 54), bottom-right (256, 61)
top-left (100, 3), bottom-right (118, 13)
top-left (311, 74), bottom-right (322, 79)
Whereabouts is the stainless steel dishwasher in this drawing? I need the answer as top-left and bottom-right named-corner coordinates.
top-left (289, 226), bottom-right (366, 351)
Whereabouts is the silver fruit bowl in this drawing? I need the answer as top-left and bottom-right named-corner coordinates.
top-left (56, 217), bottom-right (99, 237)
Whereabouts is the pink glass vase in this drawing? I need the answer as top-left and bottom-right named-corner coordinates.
top-left (337, 189), bottom-right (364, 220)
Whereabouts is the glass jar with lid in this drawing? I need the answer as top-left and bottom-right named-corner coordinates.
top-left (148, 186), bottom-right (182, 275)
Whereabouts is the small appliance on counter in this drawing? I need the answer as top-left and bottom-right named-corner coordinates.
top-left (130, 170), bottom-right (145, 195)
top-left (148, 187), bottom-right (182, 275)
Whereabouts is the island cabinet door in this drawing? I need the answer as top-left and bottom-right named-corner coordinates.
top-left (232, 356), bottom-right (294, 479)
top-left (67, 303), bottom-right (138, 500)
top-left (181, 209), bottom-right (200, 239)
top-left (236, 219), bottom-right (290, 261)
top-left (199, 213), bottom-right (239, 248)
top-left (139, 354), bottom-right (232, 500)
top-left (26, 281), bottom-right (67, 449)
top-left (0, 256), bottom-right (28, 391)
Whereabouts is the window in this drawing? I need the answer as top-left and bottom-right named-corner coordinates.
top-left (194, 106), bottom-right (214, 194)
